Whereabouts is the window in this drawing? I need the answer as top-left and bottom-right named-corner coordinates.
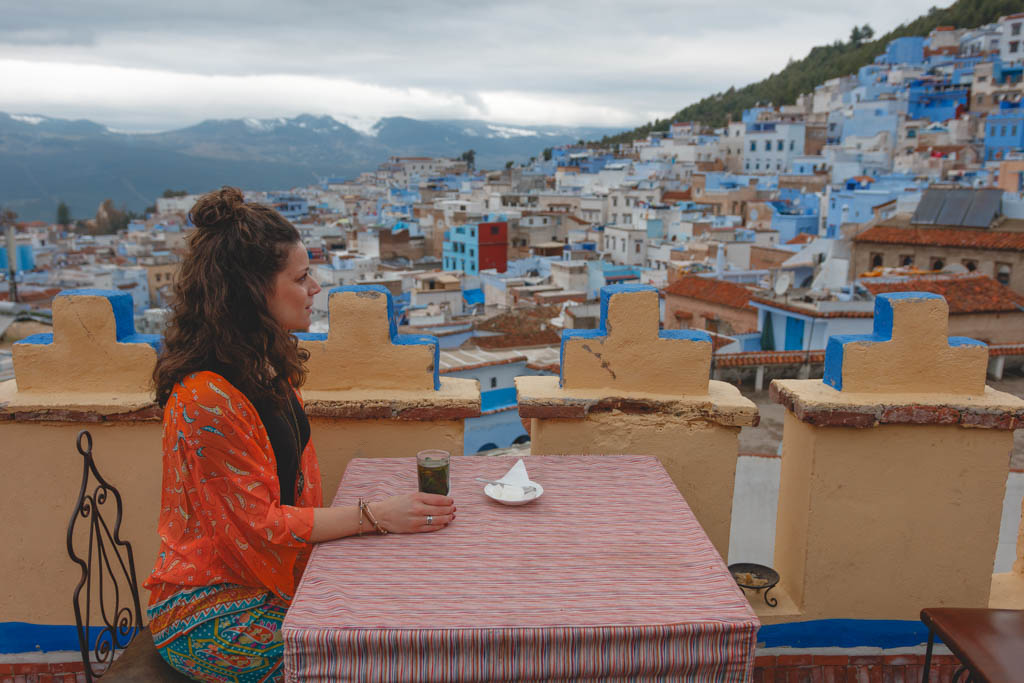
top-left (750, 141), bottom-right (756, 151)
top-left (930, 257), bottom-right (945, 271)
top-left (1014, 126), bottom-right (1019, 137)
top-left (491, 225), bottom-right (499, 235)
top-left (764, 140), bottom-right (772, 152)
top-left (635, 242), bottom-right (641, 254)
top-left (870, 253), bottom-right (883, 269)
top-left (1014, 22), bottom-right (1022, 36)
top-left (1003, 126), bottom-right (1008, 137)
top-left (623, 214), bottom-right (632, 224)
top-left (490, 377), bottom-right (497, 388)
top-left (997, 262), bottom-right (1012, 285)
top-left (612, 197), bottom-right (618, 207)
top-left (900, 254), bottom-right (914, 267)
top-left (991, 126), bottom-right (997, 136)
top-left (789, 140), bottom-right (795, 151)
top-left (962, 259), bottom-right (978, 272)
top-left (777, 140), bottom-right (784, 151)
top-left (1011, 41), bottom-right (1020, 54)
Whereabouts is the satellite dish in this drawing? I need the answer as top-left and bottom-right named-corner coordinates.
top-left (774, 273), bottom-right (792, 297)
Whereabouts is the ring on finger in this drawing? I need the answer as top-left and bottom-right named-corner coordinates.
top-left (426, 514), bottom-right (434, 525)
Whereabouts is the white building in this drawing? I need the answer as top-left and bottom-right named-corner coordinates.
top-left (603, 226), bottom-right (647, 266)
top-left (743, 121), bottom-right (806, 173)
top-left (999, 13), bottom-right (1024, 64)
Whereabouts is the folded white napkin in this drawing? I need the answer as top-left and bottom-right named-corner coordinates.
top-left (497, 458), bottom-right (531, 486)
top-left (490, 459), bottom-right (536, 501)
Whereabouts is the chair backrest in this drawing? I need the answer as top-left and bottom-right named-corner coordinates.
top-left (67, 430), bottom-right (143, 682)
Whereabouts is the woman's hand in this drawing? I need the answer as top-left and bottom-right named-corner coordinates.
top-left (369, 492), bottom-right (456, 534)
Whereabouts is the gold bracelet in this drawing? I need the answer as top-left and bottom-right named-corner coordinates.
top-left (362, 501), bottom-right (389, 535)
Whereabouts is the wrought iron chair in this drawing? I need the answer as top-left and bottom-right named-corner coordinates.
top-left (67, 429), bottom-right (189, 682)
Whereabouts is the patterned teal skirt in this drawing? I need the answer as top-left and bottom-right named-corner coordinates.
top-left (148, 585), bottom-right (288, 683)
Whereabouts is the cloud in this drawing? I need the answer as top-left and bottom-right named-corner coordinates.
top-left (0, 0), bottom-right (942, 130)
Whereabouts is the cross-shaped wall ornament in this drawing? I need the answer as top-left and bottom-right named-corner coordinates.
top-left (298, 285), bottom-right (440, 392)
top-left (12, 289), bottom-right (159, 393)
top-left (823, 292), bottom-right (988, 395)
top-left (560, 284), bottom-right (713, 396)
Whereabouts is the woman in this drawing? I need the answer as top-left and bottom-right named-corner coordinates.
top-left (145, 187), bottom-right (456, 682)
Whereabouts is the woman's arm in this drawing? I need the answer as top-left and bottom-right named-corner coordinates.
top-left (309, 492), bottom-right (456, 542)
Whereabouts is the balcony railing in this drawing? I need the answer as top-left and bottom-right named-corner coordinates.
top-left (2, 283), bottom-right (1024, 669)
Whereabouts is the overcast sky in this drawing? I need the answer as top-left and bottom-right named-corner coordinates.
top-left (0, 0), bottom-right (943, 133)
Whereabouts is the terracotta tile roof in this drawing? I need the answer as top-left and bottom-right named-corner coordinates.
top-left (473, 305), bottom-right (562, 349)
top-left (748, 296), bottom-right (874, 318)
top-left (854, 225), bottom-right (1024, 251)
top-left (662, 190), bottom-right (692, 203)
top-left (715, 350), bottom-right (825, 367)
top-left (663, 276), bottom-right (754, 311)
top-left (786, 233), bottom-right (815, 245)
top-left (860, 273), bottom-right (1024, 314)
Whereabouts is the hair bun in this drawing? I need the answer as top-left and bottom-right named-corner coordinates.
top-left (190, 186), bottom-right (250, 233)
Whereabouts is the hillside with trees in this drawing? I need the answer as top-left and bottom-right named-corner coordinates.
top-left (600, 0), bottom-right (1023, 146)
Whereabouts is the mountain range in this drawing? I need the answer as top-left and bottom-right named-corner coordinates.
top-left (0, 113), bottom-right (621, 221)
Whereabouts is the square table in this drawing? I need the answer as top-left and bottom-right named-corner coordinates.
top-left (283, 454), bottom-right (759, 682)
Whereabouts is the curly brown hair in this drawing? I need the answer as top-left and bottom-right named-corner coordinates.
top-left (153, 186), bottom-right (309, 407)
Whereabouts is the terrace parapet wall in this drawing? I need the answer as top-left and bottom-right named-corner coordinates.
top-left (767, 292), bottom-right (1024, 626)
top-left (0, 286), bottom-right (479, 627)
top-left (517, 284), bottom-right (758, 557)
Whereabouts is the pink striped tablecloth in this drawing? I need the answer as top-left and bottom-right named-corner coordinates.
top-left (283, 455), bottom-right (759, 682)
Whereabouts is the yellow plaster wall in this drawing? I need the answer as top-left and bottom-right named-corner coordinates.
top-left (12, 295), bottom-right (156, 395)
top-left (0, 417), bottom-right (464, 627)
top-left (773, 411), bottom-right (815, 611)
top-left (561, 289), bottom-right (711, 395)
top-left (1, 422), bottom-right (164, 625)
top-left (529, 413), bottom-right (740, 558)
top-left (773, 415), bottom-right (1011, 621)
top-left (302, 289), bottom-right (436, 392)
top-left (838, 296), bottom-right (988, 395)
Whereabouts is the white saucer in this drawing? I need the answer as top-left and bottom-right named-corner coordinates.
top-left (484, 481), bottom-right (544, 506)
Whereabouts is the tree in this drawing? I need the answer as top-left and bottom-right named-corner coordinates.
top-left (56, 202), bottom-right (71, 228)
top-left (505, 160), bottom-right (514, 169)
top-left (0, 207), bottom-right (16, 228)
top-left (542, 147), bottom-right (553, 162)
top-left (459, 149), bottom-right (475, 171)
top-left (861, 24), bottom-right (875, 41)
top-left (94, 199), bottom-right (130, 235)
top-left (850, 25), bottom-right (863, 45)
top-left (161, 189), bottom-right (188, 198)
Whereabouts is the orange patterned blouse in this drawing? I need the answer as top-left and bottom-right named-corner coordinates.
top-left (145, 371), bottom-right (324, 606)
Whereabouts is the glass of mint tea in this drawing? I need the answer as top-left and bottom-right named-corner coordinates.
top-left (416, 449), bottom-right (450, 495)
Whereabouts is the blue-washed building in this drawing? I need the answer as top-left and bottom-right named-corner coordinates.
top-left (907, 79), bottom-right (969, 123)
top-left (267, 194), bottom-right (309, 221)
top-left (825, 175), bottom-right (924, 238)
top-left (439, 348), bottom-right (558, 453)
top-left (984, 101), bottom-right (1024, 162)
top-left (874, 36), bottom-right (926, 66)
